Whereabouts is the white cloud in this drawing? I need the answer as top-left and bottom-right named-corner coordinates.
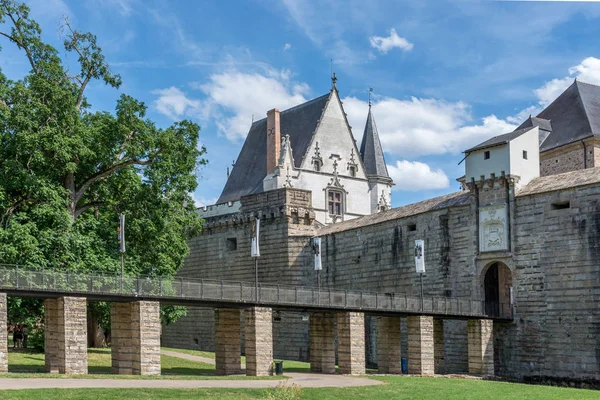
top-left (387, 161), bottom-right (450, 192)
top-left (191, 194), bottom-right (218, 208)
top-left (151, 87), bottom-right (203, 120)
top-left (284, 43), bottom-right (292, 51)
top-left (343, 96), bottom-right (516, 158)
top-left (195, 69), bottom-right (309, 141)
top-left (534, 57), bottom-right (600, 106)
top-left (369, 29), bottom-right (413, 54)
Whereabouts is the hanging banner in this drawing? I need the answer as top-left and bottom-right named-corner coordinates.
top-left (119, 213), bottom-right (126, 253)
top-left (251, 217), bottom-right (260, 257)
top-left (414, 239), bottom-right (425, 274)
top-left (313, 237), bottom-right (322, 271)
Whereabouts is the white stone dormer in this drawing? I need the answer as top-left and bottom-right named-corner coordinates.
top-left (464, 126), bottom-right (540, 189)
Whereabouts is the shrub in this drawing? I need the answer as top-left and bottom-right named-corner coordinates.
top-left (266, 381), bottom-right (302, 400)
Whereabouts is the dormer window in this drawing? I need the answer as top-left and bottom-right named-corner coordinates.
top-left (328, 190), bottom-right (343, 215)
top-left (484, 151), bottom-right (490, 160)
top-left (313, 158), bottom-right (322, 172)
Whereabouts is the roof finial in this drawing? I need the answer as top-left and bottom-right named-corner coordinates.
top-left (332, 72), bottom-right (337, 89)
top-left (368, 87), bottom-right (373, 107)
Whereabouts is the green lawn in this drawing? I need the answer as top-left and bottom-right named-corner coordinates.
top-left (0, 377), bottom-right (599, 399)
top-left (3, 347), bottom-right (279, 380)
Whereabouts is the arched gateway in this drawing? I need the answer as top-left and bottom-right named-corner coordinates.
top-left (483, 262), bottom-right (513, 318)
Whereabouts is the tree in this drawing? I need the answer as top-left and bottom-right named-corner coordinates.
top-left (0, 1), bottom-right (206, 345)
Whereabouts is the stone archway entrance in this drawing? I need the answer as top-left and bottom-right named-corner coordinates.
top-left (483, 262), bottom-right (512, 317)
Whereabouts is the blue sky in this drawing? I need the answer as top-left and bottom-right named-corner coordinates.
top-left (2, 0), bottom-right (600, 208)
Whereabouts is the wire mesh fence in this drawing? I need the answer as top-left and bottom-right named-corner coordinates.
top-left (0, 265), bottom-right (512, 319)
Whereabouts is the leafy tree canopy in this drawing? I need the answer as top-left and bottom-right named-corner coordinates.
top-left (0, 0), bottom-right (205, 279)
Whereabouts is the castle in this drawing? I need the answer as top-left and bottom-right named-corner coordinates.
top-left (163, 80), bottom-right (600, 386)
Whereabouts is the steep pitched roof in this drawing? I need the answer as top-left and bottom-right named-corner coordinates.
top-left (218, 93), bottom-right (331, 203)
top-left (533, 80), bottom-right (600, 152)
top-left (517, 116), bottom-right (552, 133)
top-left (464, 127), bottom-right (534, 153)
top-left (359, 106), bottom-right (390, 178)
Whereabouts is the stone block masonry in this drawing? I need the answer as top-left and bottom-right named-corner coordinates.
top-left (44, 297), bottom-right (87, 374)
top-left (377, 316), bottom-right (402, 374)
top-left (111, 301), bottom-right (161, 375)
top-left (215, 308), bottom-right (242, 375)
top-left (468, 319), bottom-right (494, 376)
top-left (434, 318), bottom-right (445, 374)
top-left (309, 312), bottom-right (336, 374)
top-left (407, 316), bottom-right (434, 376)
top-left (337, 312), bottom-right (365, 375)
top-left (0, 293), bottom-right (7, 373)
top-left (245, 307), bottom-right (273, 376)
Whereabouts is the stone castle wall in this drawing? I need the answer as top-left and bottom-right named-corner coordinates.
top-left (164, 178), bottom-right (600, 384)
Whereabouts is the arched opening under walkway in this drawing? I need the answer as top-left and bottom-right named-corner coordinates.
top-left (483, 262), bottom-right (512, 317)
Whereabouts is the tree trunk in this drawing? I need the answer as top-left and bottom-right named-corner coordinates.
top-left (87, 311), bottom-right (107, 348)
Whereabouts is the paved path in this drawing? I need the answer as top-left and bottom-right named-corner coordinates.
top-left (0, 373), bottom-right (382, 390)
top-left (161, 349), bottom-right (217, 365)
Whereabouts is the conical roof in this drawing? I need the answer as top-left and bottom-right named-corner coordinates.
top-left (360, 106), bottom-right (390, 179)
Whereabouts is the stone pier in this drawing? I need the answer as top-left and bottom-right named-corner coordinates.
top-left (309, 312), bottom-right (335, 374)
top-left (377, 316), bottom-right (402, 374)
top-left (434, 318), bottom-right (445, 374)
top-left (407, 315), bottom-right (434, 375)
top-left (45, 297), bottom-right (87, 374)
top-left (215, 308), bottom-right (242, 375)
top-left (468, 319), bottom-right (494, 376)
top-left (337, 312), bottom-right (365, 375)
top-left (0, 293), bottom-right (7, 373)
top-left (111, 301), bottom-right (161, 375)
top-left (245, 307), bottom-right (273, 376)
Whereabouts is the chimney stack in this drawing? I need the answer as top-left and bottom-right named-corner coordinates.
top-left (266, 108), bottom-right (281, 173)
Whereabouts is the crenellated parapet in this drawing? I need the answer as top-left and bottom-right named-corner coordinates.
top-left (201, 188), bottom-right (315, 231)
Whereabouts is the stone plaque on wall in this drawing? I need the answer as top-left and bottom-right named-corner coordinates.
top-left (479, 204), bottom-right (508, 252)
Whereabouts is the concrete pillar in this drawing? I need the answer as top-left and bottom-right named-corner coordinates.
top-left (245, 307), bottom-right (273, 376)
top-left (407, 315), bottom-right (434, 376)
top-left (468, 319), bottom-right (494, 376)
top-left (0, 293), bottom-right (7, 373)
top-left (215, 308), bottom-right (242, 375)
top-left (44, 297), bottom-right (87, 374)
top-left (377, 316), bottom-right (402, 374)
top-left (309, 312), bottom-right (335, 374)
top-left (111, 301), bottom-right (161, 375)
top-left (434, 318), bottom-right (444, 374)
top-left (337, 312), bottom-right (365, 375)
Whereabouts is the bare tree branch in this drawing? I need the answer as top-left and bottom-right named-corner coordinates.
top-left (4, 11), bottom-right (38, 74)
top-left (74, 201), bottom-right (105, 219)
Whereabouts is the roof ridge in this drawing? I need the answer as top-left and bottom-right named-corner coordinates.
top-left (576, 80), bottom-right (600, 89)
top-left (250, 93), bottom-right (330, 125)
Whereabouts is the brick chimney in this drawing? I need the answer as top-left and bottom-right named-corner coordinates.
top-left (266, 108), bottom-right (281, 173)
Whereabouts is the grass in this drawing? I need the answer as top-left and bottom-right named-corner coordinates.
top-left (3, 347), bottom-right (280, 380)
top-left (1, 376), bottom-right (599, 399)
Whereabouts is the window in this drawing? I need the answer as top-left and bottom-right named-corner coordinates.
top-left (328, 191), bottom-right (343, 215)
top-left (313, 159), bottom-right (322, 172)
top-left (484, 151), bottom-right (490, 160)
top-left (226, 238), bottom-right (237, 251)
top-left (523, 150), bottom-right (528, 160)
top-left (551, 201), bottom-right (570, 210)
top-left (349, 166), bottom-right (356, 177)
top-left (407, 223), bottom-right (417, 232)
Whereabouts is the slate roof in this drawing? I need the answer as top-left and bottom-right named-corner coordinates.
top-left (464, 127), bottom-right (534, 153)
top-left (359, 106), bottom-right (390, 178)
top-left (317, 191), bottom-right (470, 235)
top-left (533, 80), bottom-right (600, 152)
top-left (516, 166), bottom-right (600, 197)
top-left (517, 116), bottom-right (553, 133)
top-left (218, 93), bottom-right (331, 203)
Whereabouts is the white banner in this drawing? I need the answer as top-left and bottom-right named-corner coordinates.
top-left (313, 237), bottom-right (322, 271)
top-left (119, 213), bottom-right (126, 253)
top-left (251, 218), bottom-right (260, 257)
top-left (414, 239), bottom-right (425, 274)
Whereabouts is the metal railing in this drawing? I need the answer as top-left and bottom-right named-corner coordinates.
top-left (0, 265), bottom-right (513, 319)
